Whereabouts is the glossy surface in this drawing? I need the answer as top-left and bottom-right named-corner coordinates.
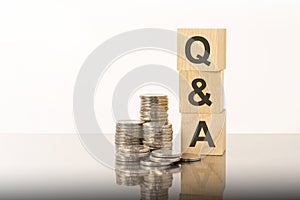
top-left (0, 134), bottom-right (299, 199)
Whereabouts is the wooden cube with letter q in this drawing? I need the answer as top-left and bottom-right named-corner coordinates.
top-left (181, 110), bottom-right (226, 156)
top-left (179, 70), bottom-right (224, 114)
top-left (177, 28), bottom-right (226, 71)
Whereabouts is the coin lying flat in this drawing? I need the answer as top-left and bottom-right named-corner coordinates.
top-left (140, 157), bottom-right (172, 167)
top-left (150, 155), bottom-right (181, 163)
top-left (116, 120), bottom-right (144, 125)
top-left (180, 153), bottom-right (201, 162)
top-left (151, 149), bottom-right (181, 158)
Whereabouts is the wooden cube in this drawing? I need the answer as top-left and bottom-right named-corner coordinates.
top-left (181, 110), bottom-right (226, 156)
top-left (177, 28), bottom-right (226, 71)
top-left (179, 70), bottom-right (224, 114)
top-left (180, 154), bottom-right (226, 198)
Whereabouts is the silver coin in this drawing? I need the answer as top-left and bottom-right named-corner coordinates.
top-left (140, 93), bottom-right (168, 97)
top-left (115, 141), bottom-right (142, 145)
top-left (115, 155), bottom-right (141, 162)
top-left (143, 130), bottom-right (173, 134)
top-left (140, 101), bottom-right (168, 105)
top-left (143, 134), bottom-right (173, 138)
top-left (150, 155), bottom-right (180, 163)
top-left (143, 122), bottom-right (172, 127)
top-left (114, 140), bottom-right (142, 144)
top-left (140, 112), bottom-right (168, 116)
top-left (140, 96), bottom-right (168, 100)
top-left (115, 132), bottom-right (142, 136)
top-left (119, 145), bottom-right (150, 153)
top-left (151, 149), bottom-right (181, 158)
top-left (140, 165), bottom-right (171, 172)
top-left (115, 137), bottom-right (142, 140)
top-left (143, 140), bottom-right (172, 145)
top-left (140, 105), bottom-right (168, 109)
top-left (140, 114), bottom-right (168, 118)
top-left (115, 140), bottom-right (142, 144)
top-left (143, 126), bottom-right (172, 130)
top-left (180, 153), bottom-right (201, 162)
top-left (116, 120), bottom-right (143, 125)
top-left (140, 157), bottom-right (171, 167)
top-left (115, 132), bottom-right (142, 135)
top-left (116, 127), bottom-right (142, 131)
top-left (140, 104), bottom-right (168, 108)
top-left (144, 139), bottom-right (172, 144)
top-left (140, 108), bottom-right (168, 112)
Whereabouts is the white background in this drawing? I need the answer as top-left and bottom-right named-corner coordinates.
top-left (0, 0), bottom-right (300, 134)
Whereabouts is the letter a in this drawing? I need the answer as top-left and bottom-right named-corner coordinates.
top-left (189, 121), bottom-right (215, 147)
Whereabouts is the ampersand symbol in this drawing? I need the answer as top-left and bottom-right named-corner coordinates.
top-left (188, 78), bottom-right (212, 106)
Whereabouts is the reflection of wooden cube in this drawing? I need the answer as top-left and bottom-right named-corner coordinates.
top-left (177, 28), bottom-right (226, 71)
top-left (180, 155), bottom-right (226, 198)
top-left (179, 70), bottom-right (224, 114)
top-left (180, 194), bottom-right (223, 200)
top-left (181, 110), bottom-right (226, 156)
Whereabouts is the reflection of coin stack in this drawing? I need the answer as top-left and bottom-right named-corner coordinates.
top-left (177, 28), bottom-right (226, 156)
top-left (141, 165), bottom-right (181, 200)
top-left (140, 94), bottom-right (174, 150)
top-left (115, 161), bottom-right (144, 186)
top-left (114, 94), bottom-right (181, 199)
top-left (114, 161), bottom-right (181, 200)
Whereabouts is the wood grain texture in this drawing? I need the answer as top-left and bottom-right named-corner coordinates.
top-left (177, 28), bottom-right (226, 71)
top-left (180, 155), bottom-right (226, 198)
top-left (181, 110), bottom-right (226, 156)
top-left (179, 70), bottom-right (224, 114)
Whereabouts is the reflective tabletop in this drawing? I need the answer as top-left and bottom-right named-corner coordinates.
top-left (0, 134), bottom-right (299, 200)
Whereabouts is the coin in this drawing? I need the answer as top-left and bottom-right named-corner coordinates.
top-left (119, 145), bottom-right (150, 153)
top-left (140, 157), bottom-right (172, 167)
top-left (140, 93), bottom-right (167, 97)
top-left (150, 155), bottom-right (180, 163)
top-left (151, 149), bottom-right (181, 158)
top-left (180, 153), bottom-right (201, 162)
top-left (116, 120), bottom-right (143, 125)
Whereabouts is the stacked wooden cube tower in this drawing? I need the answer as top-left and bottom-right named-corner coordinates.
top-left (177, 28), bottom-right (226, 156)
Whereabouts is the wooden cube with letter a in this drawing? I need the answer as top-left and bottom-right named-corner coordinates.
top-left (177, 28), bottom-right (226, 71)
top-left (181, 110), bottom-right (226, 156)
top-left (179, 70), bottom-right (224, 114)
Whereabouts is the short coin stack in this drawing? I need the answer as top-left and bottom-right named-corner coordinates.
top-left (143, 122), bottom-right (173, 150)
top-left (140, 94), bottom-right (173, 150)
top-left (115, 120), bottom-right (148, 162)
top-left (140, 94), bottom-right (168, 124)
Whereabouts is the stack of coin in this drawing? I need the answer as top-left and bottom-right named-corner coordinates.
top-left (115, 120), bottom-right (143, 148)
top-left (143, 122), bottom-right (173, 149)
top-left (115, 120), bottom-right (145, 162)
top-left (140, 94), bottom-right (174, 149)
top-left (140, 94), bottom-right (168, 124)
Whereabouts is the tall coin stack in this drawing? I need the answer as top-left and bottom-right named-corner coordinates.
top-left (177, 28), bottom-right (226, 156)
top-left (140, 94), bottom-right (173, 150)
